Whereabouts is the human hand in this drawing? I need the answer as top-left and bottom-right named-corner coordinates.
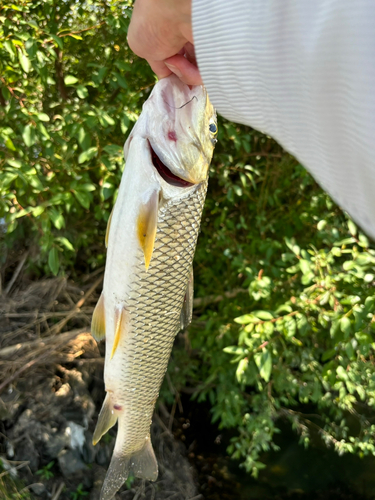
top-left (127, 0), bottom-right (202, 85)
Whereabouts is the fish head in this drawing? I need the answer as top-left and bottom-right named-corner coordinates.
top-left (127, 75), bottom-right (217, 186)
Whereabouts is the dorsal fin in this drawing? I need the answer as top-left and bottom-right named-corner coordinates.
top-left (91, 292), bottom-right (106, 341)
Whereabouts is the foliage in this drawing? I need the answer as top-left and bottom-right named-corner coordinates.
top-left (36, 460), bottom-right (54, 480)
top-left (174, 121), bottom-right (375, 476)
top-left (0, 0), bottom-right (153, 275)
top-left (70, 483), bottom-right (88, 500)
top-left (2, 0), bottom-right (375, 481)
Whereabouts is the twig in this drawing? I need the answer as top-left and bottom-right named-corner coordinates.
top-left (4, 308), bottom-right (93, 318)
top-left (0, 329), bottom-right (88, 393)
top-left (168, 399), bottom-right (177, 432)
top-left (0, 460), bottom-right (29, 478)
top-left (4, 251), bottom-right (29, 295)
top-left (0, 328), bottom-right (87, 359)
top-left (51, 481), bottom-right (65, 500)
top-left (48, 275), bottom-right (103, 336)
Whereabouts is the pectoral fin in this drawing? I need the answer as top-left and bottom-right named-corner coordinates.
top-left (105, 206), bottom-right (114, 248)
top-left (180, 267), bottom-right (194, 330)
top-left (110, 305), bottom-right (126, 359)
top-left (91, 292), bottom-right (106, 341)
top-left (92, 393), bottom-right (118, 446)
top-left (137, 190), bottom-right (158, 270)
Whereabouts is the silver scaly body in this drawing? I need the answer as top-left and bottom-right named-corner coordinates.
top-left (90, 75), bottom-right (217, 500)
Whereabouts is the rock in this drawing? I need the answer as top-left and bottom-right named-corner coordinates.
top-left (66, 421), bottom-right (86, 451)
top-left (89, 464), bottom-right (106, 500)
top-left (58, 449), bottom-right (88, 478)
top-left (82, 431), bottom-right (96, 464)
top-left (95, 444), bottom-right (112, 467)
top-left (29, 483), bottom-right (46, 496)
top-left (46, 432), bottom-right (68, 459)
top-left (14, 436), bottom-right (39, 472)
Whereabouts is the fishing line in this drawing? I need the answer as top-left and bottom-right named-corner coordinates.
top-left (165, 96), bottom-right (197, 109)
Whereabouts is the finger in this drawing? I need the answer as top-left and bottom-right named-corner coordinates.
top-left (148, 60), bottom-right (173, 80)
top-left (164, 54), bottom-right (203, 86)
top-left (183, 42), bottom-right (197, 66)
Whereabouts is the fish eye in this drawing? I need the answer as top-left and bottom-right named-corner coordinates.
top-left (209, 123), bottom-right (217, 134)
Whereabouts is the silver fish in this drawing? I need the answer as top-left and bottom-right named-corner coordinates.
top-left (91, 74), bottom-right (217, 500)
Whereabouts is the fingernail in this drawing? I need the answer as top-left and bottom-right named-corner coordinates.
top-left (165, 63), bottom-right (182, 78)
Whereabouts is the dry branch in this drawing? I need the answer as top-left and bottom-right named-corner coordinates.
top-left (0, 328), bottom-right (87, 359)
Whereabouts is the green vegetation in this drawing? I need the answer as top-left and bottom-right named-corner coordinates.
top-left (36, 461), bottom-right (54, 480)
top-left (2, 0), bottom-right (375, 479)
top-left (70, 483), bottom-right (88, 500)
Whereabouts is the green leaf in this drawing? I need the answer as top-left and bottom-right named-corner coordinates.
top-left (37, 113), bottom-right (50, 122)
top-left (22, 124), bottom-right (36, 147)
top-left (103, 144), bottom-right (122, 155)
top-left (5, 137), bottom-right (16, 151)
top-left (49, 208), bottom-right (65, 229)
top-left (234, 314), bottom-right (257, 324)
top-left (340, 316), bottom-right (352, 338)
top-left (6, 159), bottom-right (22, 168)
top-left (18, 50), bottom-right (31, 73)
top-left (64, 75), bottom-right (78, 86)
top-left (56, 237), bottom-right (74, 251)
top-left (76, 85), bottom-right (88, 99)
top-left (348, 219), bottom-right (357, 236)
top-left (50, 34), bottom-right (63, 50)
top-left (252, 310), bottom-right (273, 321)
top-left (236, 358), bottom-right (249, 383)
top-left (32, 206), bottom-right (45, 217)
top-left (223, 346), bottom-right (246, 356)
top-left (254, 349), bottom-right (272, 383)
top-left (48, 248), bottom-right (60, 275)
top-left (73, 190), bottom-right (90, 209)
top-left (78, 147), bottom-right (98, 164)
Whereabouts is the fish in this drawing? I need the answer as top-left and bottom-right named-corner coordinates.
top-left (91, 74), bottom-right (217, 500)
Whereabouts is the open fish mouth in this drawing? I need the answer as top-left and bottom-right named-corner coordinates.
top-left (148, 141), bottom-right (194, 188)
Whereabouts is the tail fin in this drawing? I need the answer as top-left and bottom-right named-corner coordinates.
top-left (93, 393), bottom-right (118, 445)
top-left (100, 439), bottom-right (158, 500)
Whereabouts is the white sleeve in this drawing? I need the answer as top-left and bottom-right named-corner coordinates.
top-left (193, 0), bottom-right (375, 239)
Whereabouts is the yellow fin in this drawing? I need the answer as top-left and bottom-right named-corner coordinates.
top-left (105, 206), bottom-right (114, 248)
top-left (110, 305), bottom-right (126, 359)
top-left (92, 393), bottom-right (118, 446)
top-left (91, 292), bottom-right (105, 341)
top-left (137, 190), bottom-right (158, 270)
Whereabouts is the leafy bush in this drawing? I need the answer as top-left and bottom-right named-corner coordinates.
top-left (2, 0), bottom-right (375, 479)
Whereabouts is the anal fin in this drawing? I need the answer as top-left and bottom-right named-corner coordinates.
top-left (92, 393), bottom-right (117, 446)
top-left (100, 438), bottom-right (158, 500)
top-left (137, 190), bottom-right (158, 270)
top-left (91, 292), bottom-right (106, 341)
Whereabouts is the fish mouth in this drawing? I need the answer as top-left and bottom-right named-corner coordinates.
top-left (148, 141), bottom-right (194, 188)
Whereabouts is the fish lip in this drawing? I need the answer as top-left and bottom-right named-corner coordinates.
top-left (147, 140), bottom-right (195, 188)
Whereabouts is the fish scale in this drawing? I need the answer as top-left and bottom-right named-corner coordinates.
top-left (121, 180), bottom-right (208, 454)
